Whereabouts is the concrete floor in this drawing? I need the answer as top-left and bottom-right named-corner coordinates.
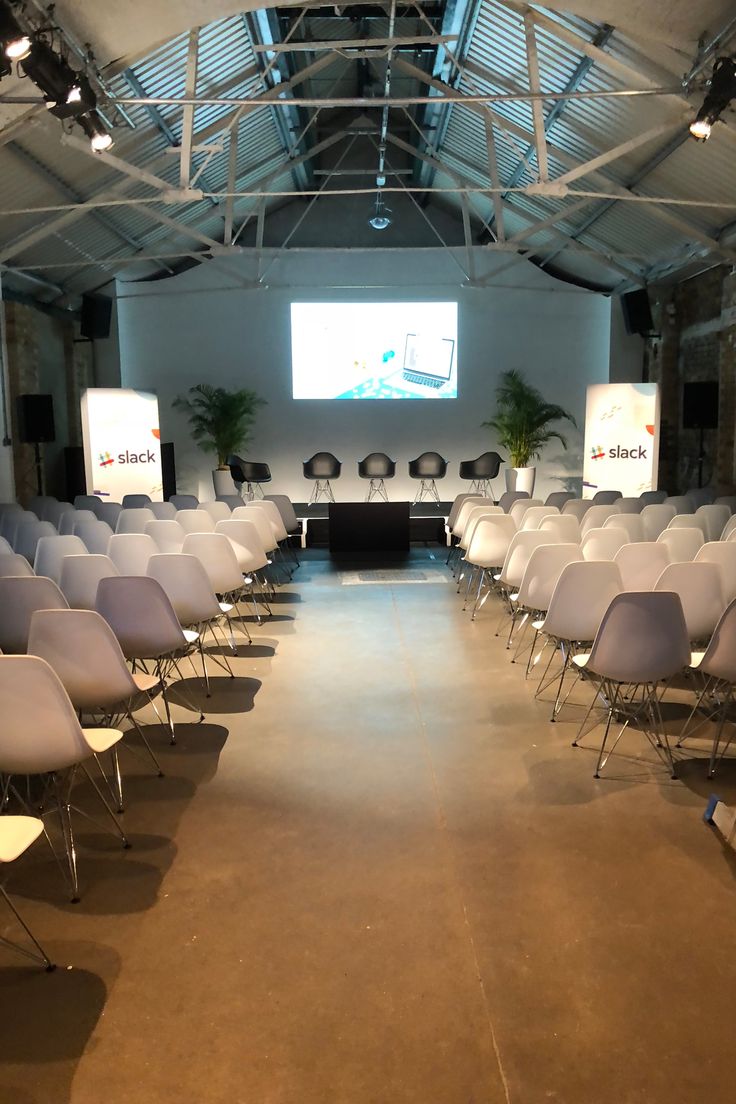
top-left (2, 548), bottom-right (736, 1104)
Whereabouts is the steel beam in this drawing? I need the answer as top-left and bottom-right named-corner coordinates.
top-left (522, 11), bottom-right (549, 182)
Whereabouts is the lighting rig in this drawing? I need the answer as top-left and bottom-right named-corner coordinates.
top-left (689, 56), bottom-right (736, 141)
top-left (0, 0), bottom-right (113, 150)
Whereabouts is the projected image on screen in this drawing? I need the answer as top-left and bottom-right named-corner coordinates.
top-left (291, 302), bottom-right (458, 399)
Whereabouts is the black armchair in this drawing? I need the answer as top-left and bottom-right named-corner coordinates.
top-left (227, 456), bottom-right (272, 498)
top-left (408, 452), bottom-right (448, 504)
top-left (458, 451), bottom-right (503, 498)
top-left (303, 452), bottom-right (341, 504)
top-left (357, 453), bottom-right (396, 502)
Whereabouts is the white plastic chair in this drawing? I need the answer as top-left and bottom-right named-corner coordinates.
top-left (145, 520), bottom-right (186, 554)
top-left (0, 816), bottom-right (54, 969)
top-left (591, 490), bottom-right (622, 505)
top-left (169, 494), bottom-right (199, 511)
top-left (0, 654), bottom-right (127, 900)
top-left (615, 497), bottom-right (644, 514)
top-left (539, 514), bottom-right (580, 542)
top-left (572, 591), bottom-right (690, 776)
top-left (182, 532), bottom-right (254, 641)
top-left (15, 520), bottom-right (56, 563)
top-left (695, 503), bottom-right (730, 542)
top-left (685, 598), bottom-right (736, 775)
top-left (497, 491), bottom-right (530, 514)
top-left (232, 505), bottom-right (278, 556)
top-left (544, 492), bottom-right (574, 509)
top-left (561, 499), bottom-right (591, 522)
top-left (59, 554), bottom-right (119, 611)
top-left (603, 513), bottom-right (643, 542)
top-left (122, 494), bottom-right (151, 509)
top-left (0, 553), bottom-right (35, 578)
top-left (108, 533), bottom-right (158, 576)
top-left (176, 509), bottom-right (216, 535)
top-left (1, 509), bottom-right (35, 545)
top-left (59, 509), bottom-right (96, 536)
top-left (74, 519), bottom-right (113, 555)
top-left (667, 513), bottom-right (708, 536)
top-left (614, 542), bottom-right (670, 591)
top-left (115, 508), bottom-right (156, 535)
top-left (199, 501), bottom-right (231, 524)
top-left (452, 497), bottom-right (494, 539)
top-left (722, 515), bottom-right (736, 541)
top-left (580, 504), bottom-right (620, 536)
top-left (715, 496), bottom-right (736, 514)
top-left (149, 501), bottom-right (178, 521)
top-left (695, 542), bottom-right (736, 603)
top-left (657, 527), bottom-right (704, 561)
top-left (508, 499), bottom-right (544, 527)
top-left (264, 494), bottom-right (301, 535)
top-left (640, 503), bottom-right (676, 540)
top-left (98, 502), bottom-right (122, 530)
top-left (653, 561), bottom-right (726, 642)
top-left (639, 491), bottom-right (668, 506)
top-left (74, 494), bottom-right (103, 516)
top-left (42, 501), bottom-right (74, 529)
top-left (581, 527), bottom-right (628, 561)
top-left (520, 506), bottom-right (559, 531)
top-left (508, 542), bottom-right (582, 655)
top-left (34, 535), bottom-right (87, 584)
top-left (462, 515), bottom-right (517, 618)
top-left (0, 576), bottom-right (69, 653)
top-left (665, 494), bottom-right (695, 514)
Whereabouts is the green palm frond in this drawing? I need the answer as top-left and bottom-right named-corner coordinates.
top-left (482, 369), bottom-right (576, 468)
top-left (172, 384), bottom-right (266, 468)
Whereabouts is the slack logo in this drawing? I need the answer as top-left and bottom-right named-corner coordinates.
top-left (590, 444), bottom-right (605, 461)
top-left (98, 451), bottom-right (114, 467)
top-left (591, 443), bottom-right (648, 461)
top-left (99, 448), bottom-right (157, 467)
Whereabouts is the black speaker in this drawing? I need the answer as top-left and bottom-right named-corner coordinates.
top-left (621, 289), bottom-right (654, 336)
top-left (16, 394), bottom-right (55, 443)
top-left (683, 380), bottom-right (719, 429)
top-left (64, 445), bottom-right (86, 500)
top-left (161, 441), bottom-right (176, 500)
top-left (81, 294), bottom-right (112, 340)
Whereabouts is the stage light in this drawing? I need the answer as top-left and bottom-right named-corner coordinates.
top-left (689, 56), bottom-right (736, 141)
top-left (0, 3), bottom-right (31, 61)
top-left (78, 110), bottom-right (114, 151)
top-left (368, 194), bottom-right (392, 231)
top-left (20, 39), bottom-right (95, 117)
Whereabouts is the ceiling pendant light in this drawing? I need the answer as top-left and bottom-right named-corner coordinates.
top-left (368, 193), bottom-right (392, 231)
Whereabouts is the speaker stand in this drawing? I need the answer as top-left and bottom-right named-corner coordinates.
top-left (697, 425), bottom-right (705, 489)
top-left (33, 442), bottom-right (44, 496)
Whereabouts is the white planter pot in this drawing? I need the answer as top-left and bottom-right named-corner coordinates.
top-left (504, 466), bottom-right (536, 496)
top-left (212, 469), bottom-right (236, 497)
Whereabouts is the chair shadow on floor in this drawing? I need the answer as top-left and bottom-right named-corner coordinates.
top-left (169, 675), bottom-right (261, 715)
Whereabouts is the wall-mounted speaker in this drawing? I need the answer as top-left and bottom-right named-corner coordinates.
top-left (621, 289), bottom-right (654, 336)
top-left (16, 394), bottom-right (55, 443)
top-left (683, 380), bottom-right (719, 429)
top-left (80, 294), bottom-right (112, 340)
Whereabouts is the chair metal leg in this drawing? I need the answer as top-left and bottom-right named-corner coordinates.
top-left (0, 885), bottom-right (55, 970)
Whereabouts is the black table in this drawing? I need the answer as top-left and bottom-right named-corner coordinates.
top-left (328, 502), bottom-right (410, 556)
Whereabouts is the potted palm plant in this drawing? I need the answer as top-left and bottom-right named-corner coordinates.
top-left (173, 383), bottom-right (265, 496)
top-left (483, 369), bottom-right (576, 495)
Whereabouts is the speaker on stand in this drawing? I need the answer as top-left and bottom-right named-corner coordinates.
top-left (16, 394), bottom-right (55, 496)
top-left (683, 380), bottom-right (719, 489)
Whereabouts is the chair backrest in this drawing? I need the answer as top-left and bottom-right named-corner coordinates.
top-left (453, 497), bottom-right (494, 537)
top-left (215, 519), bottom-right (269, 571)
top-left (638, 490), bottom-right (667, 506)
top-left (59, 509), bottom-right (96, 536)
top-left (169, 494), bottom-right (199, 510)
top-left (41, 500), bottom-right (74, 528)
top-left (497, 490), bottom-right (530, 513)
top-left (640, 503), bottom-right (676, 540)
top-left (722, 515), bottom-right (736, 541)
top-left (695, 541), bottom-right (736, 603)
top-left (688, 487), bottom-right (715, 509)
top-left (175, 509), bottom-right (216, 534)
top-left (591, 490), bottom-right (622, 505)
top-left (147, 553), bottom-right (221, 625)
top-left (561, 499), bottom-right (591, 521)
top-left (542, 560), bottom-right (623, 643)
top-left (0, 535), bottom-right (11, 555)
top-left (460, 506), bottom-right (504, 551)
top-left (74, 494), bottom-right (104, 516)
top-left (28, 495), bottom-right (55, 515)
top-left (715, 496), bottom-right (736, 514)
top-left (656, 526), bottom-right (704, 561)
top-left (98, 502), bottom-right (122, 530)
top-left (580, 504), bottom-right (620, 535)
top-left (182, 532), bottom-right (244, 593)
top-left (499, 531), bottom-right (559, 589)
top-left (0, 552), bottom-right (35, 578)
top-left (538, 514), bottom-right (580, 542)
top-left (516, 543), bottom-right (583, 612)
top-left (508, 498), bottom-right (543, 526)
top-left (231, 506), bottom-right (276, 551)
top-left (34, 535), bottom-right (87, 583)
top-left (581, 527), bottom-right (628, 560)
top-left (665, 494), bottom-right (695, 514)
top-left (217, 494), bottom-right (246, 511)
top-left (465, 515), bottom-right (517, 568)
top-left (695, 503), bottom-right (731, 542)
top-left (96, 575), bottom-right (187, 660)
top-left (520, 506), bottom-right (559, 531)
top-left (264, 494), bottom-right (299, 532)
top-left (613, 541), bottom-right (670, 591)
top-left (358, 453), bottom-right (396, 479)
top-left (107, 533), bottom-right (159, 575)
top-left (667, 513), bottom-right (708, 537)
top-left (603, 513), bottom-right (643, 541)
top-left (199, 500), bottom-right (232, 523)
top-left (149, 501), bottom-right (178, 521)
top-left (0, 655), bottom-right (95, 774)
top-left (28, 608), bottom-right (137, 710)
top-left (467, 451), bottom-right (502, 478)
top-left (544, 491), bottom-right (574, 509)
top-left (615, 497), bottom-right (644, 514)
top-left (228, 457), bottom-right (271, 484)
top-left (586, 591), bottom-right (691, 684)
top-left (303, 452), bottom-right (341, 478)
top-left (15, 520), bottom-right (57, 563)
top-left (58, 554), bottom-right (119, 611)
top-left (122, 494), bottom-right (152, 509)
top-left (0, 576), bottom-right (69, 653)
top-left (0, 508), bottom-right (34, 544)
top-left (74, 519), bottom-right (113, 555)
top-left (115, 507), bottom-right (156, 534)
top-left (653, 561), bottom-right (725, 641)
top-left (696, 598), bottom-right (736, 682)
top-left (407, 452), bottom-right (446, 479)
top-left (145, 519), bottom-right (186, 553)
top-left (246, 500), bottom-right (288, 541)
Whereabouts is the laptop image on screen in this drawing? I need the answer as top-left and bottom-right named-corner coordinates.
top-left (395, 333), bottom-right (455, 393)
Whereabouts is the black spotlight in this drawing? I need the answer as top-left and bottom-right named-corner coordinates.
top-left (78, 109), bottom-right (114, 152)
top-left (0, 1), bottom-right (31, 61)
top-left (21, 38), bottom-right (94, 118)
top-left (690, 56), bottom-right (736, 140)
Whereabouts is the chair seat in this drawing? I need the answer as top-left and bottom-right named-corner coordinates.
top-left (689, 651), bottom-right (705, 669)
top-left (572, 654), bottom-right (590, 669)
top-left (0, 815), bottom-right (43, 863)
top-left (183, 629), bottom-right (199, 644)
top-left (132, 672), bottom-right (161, 694)
top-left (82, 726), bottom-right (125, 755)
top-left (218, 601), bottom-right (234, 614)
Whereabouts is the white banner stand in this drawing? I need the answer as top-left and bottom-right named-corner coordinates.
top-left (582, 382), bottom-right (660, 499)
top-left (81, 388), bottom-right (163, 501)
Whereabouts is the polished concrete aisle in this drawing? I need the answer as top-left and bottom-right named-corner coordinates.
top-left (2, 551), bottom-right (736, 1104)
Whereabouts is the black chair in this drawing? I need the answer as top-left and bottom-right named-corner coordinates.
top-left (303, 452), bottom-right (341, 504)
top-left (458, 451), bottom-right (503, 498)
top-left (227, 456), bottom-right (271, 498)
top-left (358, 453), bottom-right (396, 502)
top-left (408, 452), bottom-right (448, 504)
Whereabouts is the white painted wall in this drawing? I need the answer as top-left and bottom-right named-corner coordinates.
top-left (117, 248), bottom-right (612, 503)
